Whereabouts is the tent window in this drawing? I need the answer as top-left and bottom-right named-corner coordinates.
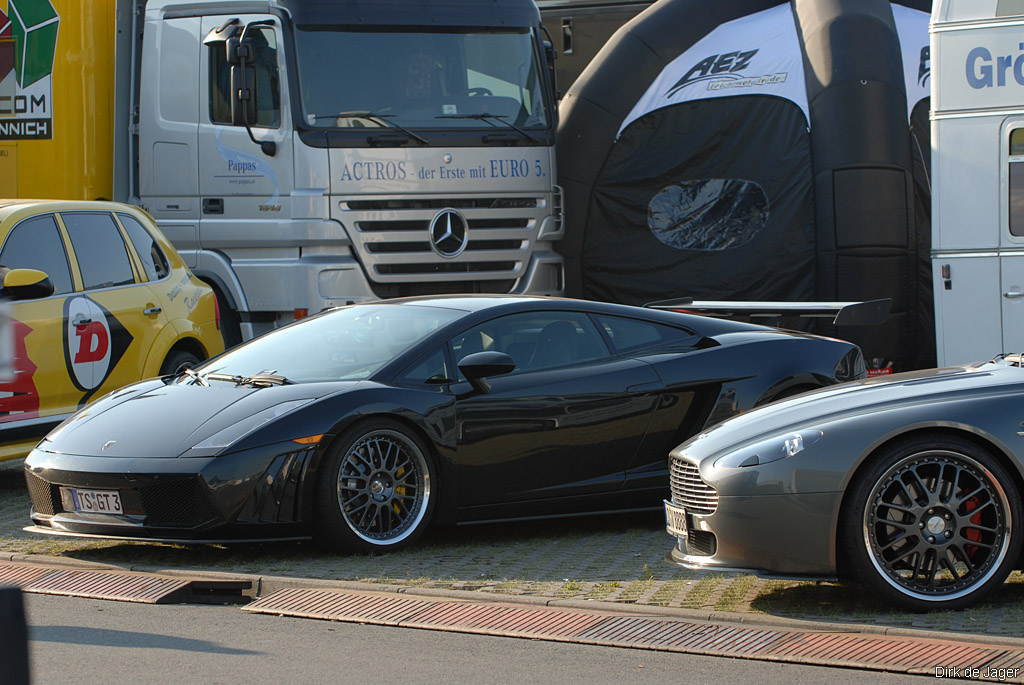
top-left (647, 179), bottom-right (769, 250)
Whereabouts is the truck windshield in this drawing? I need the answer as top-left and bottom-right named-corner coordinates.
top-left (295, 27), bottom-right (551, 132)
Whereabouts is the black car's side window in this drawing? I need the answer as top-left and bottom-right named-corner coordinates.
top-left (593, 314), bottom-right (700, 354)
top-left (399, 348), bottom-right (451, 387)
top-left (61, 212), bottom-right (136, 290)
top-left (0, 214), bottom-right (74, 295)
top-left (118, 213), bottom-right (170, 281)
top-left (451, 311), bottom-right (610, 377)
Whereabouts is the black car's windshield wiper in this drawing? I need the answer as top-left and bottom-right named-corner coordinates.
top-left (436, 113), bottom-right (540, 145)
top-left (312, 110), bottom-right (429, 145)
top-left (180, 367), bottom-right (209, 386)
top-left (205, 372), bottom-right (294, 388)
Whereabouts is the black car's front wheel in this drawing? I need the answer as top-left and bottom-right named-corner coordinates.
top-left (843, 435), bottom-right (1022, 611)
top-left (314, 419), bottom-right (435, 554)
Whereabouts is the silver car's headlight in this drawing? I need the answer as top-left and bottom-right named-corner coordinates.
top-left (714, 430), bottom-right (823, 469)
top-left (186, 399), bottom-right (314, 456)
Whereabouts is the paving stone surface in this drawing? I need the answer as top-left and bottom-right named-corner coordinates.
top-left (5, 459), bottom-right (1024, 636)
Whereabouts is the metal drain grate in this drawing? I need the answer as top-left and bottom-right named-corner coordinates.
top-left (0, 562), bottom-right (250, 604)
top-left (244, 589), bottom-right (1024, 682)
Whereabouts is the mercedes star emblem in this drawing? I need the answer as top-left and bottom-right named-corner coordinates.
top-left (429, 209), bottom-right (469, 258)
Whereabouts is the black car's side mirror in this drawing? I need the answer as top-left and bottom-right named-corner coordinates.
top-left (458, 351), bottom-right (515, 394)
top-left (1, 268), bottom-right (54, 301)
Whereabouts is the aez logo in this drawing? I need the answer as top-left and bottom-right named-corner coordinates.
top-left (966, 44), bottom-right (1024, 89)
top-left (666, 49), bottom-right (786, 97)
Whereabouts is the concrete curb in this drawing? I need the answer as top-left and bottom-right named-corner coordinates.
top-left (8, 550), bottom-right (1024, 649)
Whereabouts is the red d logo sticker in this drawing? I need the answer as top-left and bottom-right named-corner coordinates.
top-left (63, 296), bottom-right (133, 403)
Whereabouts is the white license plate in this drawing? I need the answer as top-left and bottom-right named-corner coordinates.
top-left (66, 488), bottom-right (124, 515)
top-left (664, 500), bottom-right (688, 539)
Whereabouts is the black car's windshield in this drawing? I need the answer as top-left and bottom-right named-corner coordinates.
top-left (296, 27), bottom-right (551, 132)
top-left (195, 304), bottom-right (465, 383)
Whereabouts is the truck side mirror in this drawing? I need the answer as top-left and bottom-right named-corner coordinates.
top-left (1, 268), bottom-right (54, 301)
top-left (230, 64), bottom-right (258, 127)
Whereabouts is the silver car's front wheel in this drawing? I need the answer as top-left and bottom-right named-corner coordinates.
top-left (314, 419), bottom-right (435, 554)
top-left (845, 436), bottom-right (1021, 611)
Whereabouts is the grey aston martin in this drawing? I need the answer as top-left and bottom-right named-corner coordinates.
top-left (665, 355), bottom-right (1024, 611)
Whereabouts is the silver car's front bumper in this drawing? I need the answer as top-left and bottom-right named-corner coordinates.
top-left (664, 492), bottom-right (842, 579)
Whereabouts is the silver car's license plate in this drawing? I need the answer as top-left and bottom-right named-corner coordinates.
top-left (664, 500), bottom-right (688, 539)
top-left (63, 488), bottom-right (124, 515)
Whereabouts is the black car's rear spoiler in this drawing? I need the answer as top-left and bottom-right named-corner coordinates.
top-left (644, 298), bottom-right (892, 327)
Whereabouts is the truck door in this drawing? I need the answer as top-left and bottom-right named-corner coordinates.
top-left (197, 15), bottom-right (295, 314)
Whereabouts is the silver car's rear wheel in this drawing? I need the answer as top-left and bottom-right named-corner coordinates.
top-left (315, 419), bottom-right (434, 553)
top-left (845, 436), bottom-right (1021, 611)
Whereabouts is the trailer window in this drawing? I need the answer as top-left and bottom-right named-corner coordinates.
top-left (208, 27), bottom-right (281, 128)
top-left (1010, 129), bottom-right (1024, 236)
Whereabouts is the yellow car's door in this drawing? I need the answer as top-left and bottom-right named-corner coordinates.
top-left (58, 211), bottom-right (172, 404)
top-left (0, 212), bottom-right (80, 458)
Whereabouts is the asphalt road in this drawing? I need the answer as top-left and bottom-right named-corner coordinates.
top-left (23, 592), bottom-right (940, 685)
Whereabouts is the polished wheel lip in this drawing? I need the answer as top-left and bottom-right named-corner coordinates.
top-left (336, 429), bottom-right (430, 545)
top-left (862, 449), bottom-right (1011, 603)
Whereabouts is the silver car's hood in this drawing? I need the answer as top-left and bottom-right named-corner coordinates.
top-left (676, 360), bottom-right (1023, 459)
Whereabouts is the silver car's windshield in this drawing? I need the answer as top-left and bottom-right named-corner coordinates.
top-left (195, 305), bottom-right (465, 383)
top-left (295, 27), bottom-right (551, 131)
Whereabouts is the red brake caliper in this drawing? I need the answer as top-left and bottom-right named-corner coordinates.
top-left (963, 496), bottom-right (982, 560)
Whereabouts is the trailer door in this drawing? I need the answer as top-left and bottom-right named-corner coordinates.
top-left (1002, 125), bottom-right (1024, 356)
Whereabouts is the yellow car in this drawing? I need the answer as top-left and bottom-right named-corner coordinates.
top-left (0, 200), bottom-right (225, 461)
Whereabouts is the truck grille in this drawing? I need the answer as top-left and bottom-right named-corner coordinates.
top-left (669, 458), bottom-right (718, 515)
top-left (339, 194), bottom-right (552, 291)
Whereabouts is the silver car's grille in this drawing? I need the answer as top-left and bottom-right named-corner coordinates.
top-left (670, 458), bottom-right (718, 515)
top-left (339, 194), bottom-right (551, 289)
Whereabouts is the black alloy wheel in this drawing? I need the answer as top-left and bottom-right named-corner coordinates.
top-left (843, 435), bottom-right (1022, 611)
top-left (315, 418), bottom-right (435, 554)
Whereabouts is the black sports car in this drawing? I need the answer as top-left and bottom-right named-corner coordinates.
top-left (24, 296), bottom-right (864, 553)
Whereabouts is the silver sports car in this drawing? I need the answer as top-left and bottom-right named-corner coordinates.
top-left (665, 356), bottom-right (1024, 611)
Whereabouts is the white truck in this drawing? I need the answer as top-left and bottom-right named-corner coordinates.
top-left (1, 0), bottom-right (564, 344)
top-left (931, 0), bottom-right (1024, 364)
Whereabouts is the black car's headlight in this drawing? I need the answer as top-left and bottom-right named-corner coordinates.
top-left (714, 429), bottom-right (823, 469)
top-left (185, 399), bottom-right (315, 457)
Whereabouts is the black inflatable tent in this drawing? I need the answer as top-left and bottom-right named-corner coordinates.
top-left (557, 0), bottom-right (933, 371)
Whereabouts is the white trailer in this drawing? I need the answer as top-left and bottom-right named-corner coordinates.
top-left (932, 0), bottom-right (1024, 364)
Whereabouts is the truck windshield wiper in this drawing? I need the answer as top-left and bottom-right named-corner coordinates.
top-left (436, 113), bottom-right (540, 145)
top-left (205, 372), bottom-right (294, 387)
top-left (313, 110), bottom-right (429, 145)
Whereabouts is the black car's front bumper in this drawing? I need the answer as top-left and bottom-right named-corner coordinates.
top-left (23, 443), bottom-right (319, 543)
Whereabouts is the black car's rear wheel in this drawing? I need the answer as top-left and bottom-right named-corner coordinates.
top-left (314, 419), bottom-right (435, 554)
top-left (843, 435), bottom-right (1021, 611)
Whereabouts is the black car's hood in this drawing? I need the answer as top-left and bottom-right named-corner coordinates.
top-left (41, 379), bottom-right (363, 458)
top-left (678, 360), bottom-right (1024, 459)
